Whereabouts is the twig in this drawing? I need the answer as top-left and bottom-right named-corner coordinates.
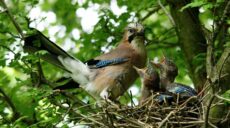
top-left (168, 120), bottom-right (204, 124)
top-left (208, 121), bottom-right (218, 128)
top-left (158, 110), bottom-right (175, 128)
top-left (217, 52), bottom-right (230, 87)
top-left (212, 0), bottom-right (230, 42)
top-left (54, 103), bottom-right (73, 127)
top-left (215, 94), bottom-right (230, 102)
top-left (141, 7), bottom-right (161, 21)
top-left (220, 110), bottom-right (230, 124)
top-left (158, 0), bottom-right (176, 26)
top-left (204, 95), bottom-right (215, 128)
top-left (0, 0), bottom-right (25, 39)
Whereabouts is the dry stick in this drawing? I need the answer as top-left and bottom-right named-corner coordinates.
top-left (78, 112), bottom-right (106, 127)
top-left (168, 120), bottom-right (204, 124)
top-left (0, 0), bottom-right (25, 39)
top-left (159, 95), bottom-right (198, 128)
top-left (158, 110), bottom-right (174, 128)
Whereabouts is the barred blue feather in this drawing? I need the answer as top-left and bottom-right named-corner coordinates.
top-left (167, 83), bottom-right (197, 97)
top-left (87, 58), bottom-right (129, 68)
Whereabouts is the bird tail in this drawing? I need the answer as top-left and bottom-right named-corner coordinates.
top-left (58, 56), bottom-right (90, 86)
top-left (24, 29), bottom-right (89, 88)
top-left (24, 29), bottom-right (75, 71)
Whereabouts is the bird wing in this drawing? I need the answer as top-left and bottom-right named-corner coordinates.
top-left (167, 84), bottom-right (197, 96)
top-left (86, 43), bottom-right (133, 69)
top-left (86, 58), bottom-right (129, 69)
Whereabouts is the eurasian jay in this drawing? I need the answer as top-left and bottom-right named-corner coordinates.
top-left (152, 57), bottom-right (197, 100)
top-left (134, 62), bottom-right (173, 105)
top-left (24, 23), bottom-right (147, 100)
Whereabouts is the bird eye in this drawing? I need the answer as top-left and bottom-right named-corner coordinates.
top-left (128, 29), bottom-right (134, 33)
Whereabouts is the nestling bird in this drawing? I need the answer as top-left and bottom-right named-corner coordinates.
top-left (152, 57), bottom-right (197, 100)
top-left (24, 23), bottom-right (147, 100)
top-left (134, 62), bottom-right (173, 105)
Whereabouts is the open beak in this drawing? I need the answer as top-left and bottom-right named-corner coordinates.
top-left (151, 61), bottom-right (161, 68)
top-left (133, 66), bottom-right (145, 77)
top-left (153, 56), bottom-right (166, 68)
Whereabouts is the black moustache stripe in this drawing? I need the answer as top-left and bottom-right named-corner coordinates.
top-left (128, 34), bottom-right (135, 43)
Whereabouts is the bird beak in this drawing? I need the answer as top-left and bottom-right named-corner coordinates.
top-left (151, 61), bottom-right (162, 69)
top-left (136, 28), bottom-right (144, 36)
top-left (135, 23), bottom-right (145, 36)
top-left (133, 66), bottom-right (145, 77)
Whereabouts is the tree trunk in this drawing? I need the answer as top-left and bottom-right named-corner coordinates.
top-left (167, 0), bottom-right (230, 127)
top-left (167, 0), bottom-right (207, 92)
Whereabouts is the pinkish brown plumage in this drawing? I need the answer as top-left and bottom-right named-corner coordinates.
top-left (59, 23), bottom-right (147, 100)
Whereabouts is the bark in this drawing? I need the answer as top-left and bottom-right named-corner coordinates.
top-left (207, 47), bottom-right (230, 126)
top-left (167, 0), bottom-right (230, 127)
top-left (167, 0), bottom-right (207, 92)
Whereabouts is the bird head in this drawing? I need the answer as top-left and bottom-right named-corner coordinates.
top-left (151, 57), bottom-right (178, 82)
top-left (123, 23), bottom-right (145, 43)
top-left (133, 61), bottom-right (160, 90)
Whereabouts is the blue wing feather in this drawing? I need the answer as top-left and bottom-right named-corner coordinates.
top-left (155, 94), bottom-right (173, 103)
top-left (87, 58), bottom-right (129, 68)
top-left (167, 83), bottom-right (197, 96)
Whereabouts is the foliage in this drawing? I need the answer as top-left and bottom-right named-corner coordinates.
top-left (0, 0), bottom-right (229, 127)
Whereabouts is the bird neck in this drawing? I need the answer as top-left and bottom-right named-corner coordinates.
top-left (140, 84), bottom-right (153, 105)
top-left (160, 77), bottom-right (172, 90)
top-left (130, 37), bottom-right (146, 55)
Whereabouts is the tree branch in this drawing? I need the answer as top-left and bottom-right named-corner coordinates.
top-left (0, 0), bottom-right (25, 39)
top-left (204, 95), bottom-right (215, 128)
top-left (158, 0), bottom-right (175, 26)
top-left (212, 0), bottom-right (230, 42)
top-left (141, 7), bottom-right (161, 21)
top-left (0, 88), bottom-right (20, 121)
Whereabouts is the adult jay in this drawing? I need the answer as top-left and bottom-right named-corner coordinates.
top-left (24, 23), bottom-right (147, 100)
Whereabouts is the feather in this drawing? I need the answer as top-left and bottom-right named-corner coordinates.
top-left (58, 56), bottom-right (90, 85)
top-left (167, 84), bottom-right (197, 97)
top-left (86, 58), bottom-right (129, 68)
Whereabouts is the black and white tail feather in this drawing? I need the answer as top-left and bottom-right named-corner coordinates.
top-left (58, 56), bottom-right (91, 86)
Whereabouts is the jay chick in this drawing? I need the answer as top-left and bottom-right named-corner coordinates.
top-left (152, 57), bottom-right (197, 100)
top-left (134, 62), bottom-right (173, 105)
top-left (24, 23), bottom-right (147, 100)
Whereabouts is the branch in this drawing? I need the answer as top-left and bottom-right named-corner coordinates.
top-left (141, 7), bottom-right (161, 21)
top-left (158, 110), bottom-right (174, 127)
top-left (0, 88), bottom-right (20, 121)
top-left (204, 95), bottom-right (215, 128)
top-left (203, 27), bottom-right (214, 79)
top-left (212, 0), bottom-right (230, 42)
top-left (158, 0), bottom-right (175, 26)
top-left (215, 94), bottom-right (230, 102)
top-left (0, 0), bottom-right (25, 39)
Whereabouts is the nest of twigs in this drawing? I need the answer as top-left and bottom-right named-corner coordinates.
top-left (76, 94), bottom-right (202, 128)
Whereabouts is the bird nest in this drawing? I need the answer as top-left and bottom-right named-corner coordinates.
top-left (76, 95), bottom-right (202, 128)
